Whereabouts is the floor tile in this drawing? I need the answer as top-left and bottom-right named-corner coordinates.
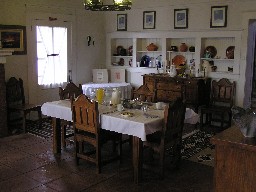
top-left (24, 163), bottom-right (73, 184)
top-left (0, 175), bottom-right (41, 192)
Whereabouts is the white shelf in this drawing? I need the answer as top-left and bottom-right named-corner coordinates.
top-left (167, 51), bottom-right (195, 54)
top-left (112, 56), bottom-right (132, 58)
top-left (106, 31), bottom-right (242, 77)
top-left (201, 58), bottom-right (234, 61)
top-left (137, 51), bottom-right (162, 53)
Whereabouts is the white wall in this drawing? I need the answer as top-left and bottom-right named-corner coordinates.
top-left (0, 0), bottom-right (106, 104)
top-left (104, 0), bottom-right (256, 107)
top-left (1, 0), bottom-right (256, 106)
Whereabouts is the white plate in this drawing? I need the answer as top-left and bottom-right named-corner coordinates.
top-left (121, 112), bottom-right (134, 118)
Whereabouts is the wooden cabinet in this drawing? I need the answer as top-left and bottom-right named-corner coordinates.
top-left (211, 126), bottom-right (256, 192)
top-left (143, 74), bottom-right (210, 110)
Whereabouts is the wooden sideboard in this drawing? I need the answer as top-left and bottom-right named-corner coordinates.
top-left (143, 74), bottom-right (211, 111)
top-left (211, 126), bottom-right (256, 192)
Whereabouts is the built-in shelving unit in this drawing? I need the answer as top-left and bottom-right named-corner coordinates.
top-left (106, 31), bottom-right (242, 80)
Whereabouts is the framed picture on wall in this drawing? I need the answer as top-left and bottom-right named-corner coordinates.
top-left (0, 25), bottom-right (27, 55)
top-left (210, 6), bottom-right (228, 28)
top-left (117, 14), bottom-right (127, 31)
top-left (143, 11), bottom-right (156, 29)
top-left (174, 9), bottom-right (188, 29)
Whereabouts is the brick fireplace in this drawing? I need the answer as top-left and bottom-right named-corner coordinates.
top-left (0, 50), bottom-right (13, 137)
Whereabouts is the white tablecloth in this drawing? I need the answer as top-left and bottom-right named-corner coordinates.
top-left (41, 100), bottom-right (199, 142)
top-left (41, 100), bottom-right (163, 141)
top-left (82, 82), bottom-right (132, 99)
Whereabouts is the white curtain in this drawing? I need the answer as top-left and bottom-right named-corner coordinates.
top-left (37, 26), bottom-right (67, 88)
top-left (244, 20), bottom-right (256, 108)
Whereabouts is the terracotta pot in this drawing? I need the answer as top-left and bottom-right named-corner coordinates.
top-left (146, 43), bottom-right (158, 51)
top-left (179, 43), bottom-right (188, 52)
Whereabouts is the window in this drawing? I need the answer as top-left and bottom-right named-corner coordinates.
top-left (36, 26), bottom-right (67, 88)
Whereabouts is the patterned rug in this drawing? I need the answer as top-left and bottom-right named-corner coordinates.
top-left (26, 118), bottom-right (73, 139)
top-left (26, 118), bottom-right (214, 165)
top-left (181, 130), bottom-right (215, 159)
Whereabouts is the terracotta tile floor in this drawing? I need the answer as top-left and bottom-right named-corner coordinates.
top-left (0, 133), bottom-right (214, 192)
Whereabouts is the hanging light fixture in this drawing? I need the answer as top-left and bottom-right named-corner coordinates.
top-left (84, 0), bottom-right (132, 11)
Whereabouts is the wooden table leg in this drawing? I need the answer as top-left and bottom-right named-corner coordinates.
top-left (133, 136), bottom-right (142, 184)
top-left (52, 117), bottom-right (61, 154)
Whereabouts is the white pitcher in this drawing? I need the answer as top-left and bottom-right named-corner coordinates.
top-left (111, 88), bottom-right (121, 105)
top-left (169, 64), bottom-right (177, 77)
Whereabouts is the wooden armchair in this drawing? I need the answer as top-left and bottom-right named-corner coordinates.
top-left (59, 82), bottom-right (83, 147)
top-left (72, 94), bottom-right (122, 173)
top-left (142, 97), bottom-right (186, 178)
top-left (6, 77), bottom-right (42, 133)
top-left (200, 78), bottom-right (236, 130)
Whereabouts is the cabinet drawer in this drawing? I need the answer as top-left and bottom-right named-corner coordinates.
top-left (157, 82), bottom-right (182, 91)
top-left (157, 90), bottom-right (182, 102)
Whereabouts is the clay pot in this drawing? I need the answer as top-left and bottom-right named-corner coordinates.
top-left (179, 43), bottom-right (188, 52)
top-left (146, 43), bottom-right (158, 51)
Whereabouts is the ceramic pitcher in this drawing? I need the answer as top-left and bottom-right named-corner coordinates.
top-left (111, 88), bottom-right (121, 105)
top-left (169, 64), bottom-right (177, 77)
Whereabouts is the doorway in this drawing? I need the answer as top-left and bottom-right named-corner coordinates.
top-left (27, 14), bottom-right (74, 105)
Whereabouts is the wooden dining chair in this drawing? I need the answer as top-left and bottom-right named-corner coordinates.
top-left (59, 82), bottom-right (83, 147)
top-left (142, 97), bottom-right (186, 179)
top-left (72, 94), bottom-right (122, 173)
top-left (6, 77), bottom-right (42, 133)
top-left (199, 78), bottom-right (236, 130)
top-left (132, 84), bottom-right (154, 102)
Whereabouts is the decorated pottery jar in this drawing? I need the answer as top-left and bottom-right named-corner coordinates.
top-left (179, 43), bottom-right (188, 52)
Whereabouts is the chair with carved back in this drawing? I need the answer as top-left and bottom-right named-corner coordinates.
top-left (142, 97), bottom-right (186, 179)
top-left (6, 77), bottom-right (42, 134)
top-left (200, 78), bottom-right (236, 130)
top-left (59, 82), bottom-right (83, 147)
top-left (72, 94), bottom-right (122, 173)
top-left (132, 84), bottom-right (154, 102)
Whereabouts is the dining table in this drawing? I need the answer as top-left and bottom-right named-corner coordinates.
top-left (41, 99), bottom-right (199, 184)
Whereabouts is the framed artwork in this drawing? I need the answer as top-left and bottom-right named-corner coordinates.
top-left (174, 9), bottom-right (188, 29)
top-left (117, 14), bottom-right (127, 31)
top-left (143, 11), bottom-right (156, 29)
top-left (210, 6), bottom-right (228, 28)
top-left (0, 25), bottom-right (27, 55)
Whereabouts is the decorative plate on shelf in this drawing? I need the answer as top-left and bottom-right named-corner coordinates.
top-left (140, 55), bottom-right (150, 67)
top-left (172, 55), bottom-right (186, 68)
top-left (226, 46), bottom-right (235, 59)
top-left (204, 46), bottom-right (217, 58)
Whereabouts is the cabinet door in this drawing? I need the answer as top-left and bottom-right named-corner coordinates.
top-left (185, 80), bottom-right (198, 104)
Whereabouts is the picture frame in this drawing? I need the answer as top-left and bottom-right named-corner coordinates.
top-left (174, 9), bottom-right (188, 29)
top-left (117, 14), bottom-right (127, 31)
top-left (143, 11), bottom-right (156, 29)
top-left (0, 25), bottom-right (27, 55)
top-left (210, 6), bottom-right (228, 28)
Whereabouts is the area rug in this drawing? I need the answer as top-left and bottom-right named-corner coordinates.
top-left (181, 129), bottom-right (215, 167)
top-left (26, 118), bottom-right (73, 139)
top-left (26, 118), bottom-right (215, 166)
